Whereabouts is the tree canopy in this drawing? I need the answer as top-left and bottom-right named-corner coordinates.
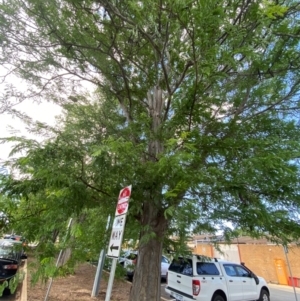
top-left (1, 0), bottom-right (300, 300)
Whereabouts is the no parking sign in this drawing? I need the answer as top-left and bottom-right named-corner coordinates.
top-left (115, 186), bottom-right (131, 216)
top-left (107, 185), bottom-right (132, 258)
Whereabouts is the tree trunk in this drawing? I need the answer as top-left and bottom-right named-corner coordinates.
top-left (128, 202), bottom-right (168, 301)
top-left (129, 86), bottom-right (168, 300)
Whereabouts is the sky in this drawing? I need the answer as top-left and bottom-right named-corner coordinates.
top-left (0, 64), bottom-right (62, 165)
top-left (0, 66), bottom-right (95, 166)
top-left (0, 100), bottom-right (62, 162)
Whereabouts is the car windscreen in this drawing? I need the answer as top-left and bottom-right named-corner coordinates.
top-left (0, 246), bottom-right (15, 258)
top-left (0, 241), bottom-right (22, 258)
top-left (161, 256), bottom-right (169, 263)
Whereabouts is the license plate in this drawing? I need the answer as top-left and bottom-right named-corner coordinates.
top-left (171, 291), bottom-right (183, 301)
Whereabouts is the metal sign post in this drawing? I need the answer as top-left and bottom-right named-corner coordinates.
top-left (104, 258), bottom-right (118, 301)
top-left (91, 215), bottom-right (111, 297)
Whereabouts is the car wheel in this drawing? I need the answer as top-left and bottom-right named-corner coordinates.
top-left (3, 285), bottom-right (11, 296)
top-left (127, 275), bottom-right (133, 281)
top-left (212, 294), bottom-right (225, 301)
top-left (258, 289), bottom-right (270, 301)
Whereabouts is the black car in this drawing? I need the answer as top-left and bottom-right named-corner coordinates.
top-left (0, 239), bottom-right (27, 296)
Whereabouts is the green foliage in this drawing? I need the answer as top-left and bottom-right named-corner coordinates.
top-left (29, 255), bottom-right (57, 284)
top-left (0, 272), bottom-right (24, 297)
top-left (8, 270), bottom-right (24, 294)
top-left (0, 281), bottom-right (8, 297)
top-left (262, 1), bottom-right (288, 19)
top-left (1, 0), bottom-right (300, 299)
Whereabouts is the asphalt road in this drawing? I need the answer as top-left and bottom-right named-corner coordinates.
top-left (268, 283), bottom-right (300, 301)
top-left (160, 282), bottom-right (300, 301)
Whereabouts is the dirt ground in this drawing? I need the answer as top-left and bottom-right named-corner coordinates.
top-left (27, 261), bottom-right (131, 301)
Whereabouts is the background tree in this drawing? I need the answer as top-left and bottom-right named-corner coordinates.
top-left (1, 99), bottom-right (141, 279)
top-left (1, 0), bottom-right (300, 300)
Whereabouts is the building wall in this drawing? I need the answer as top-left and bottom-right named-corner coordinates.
top-left (239, 244), bottom-right (285, 284)
top-left (194, 243), bottom-right (300, 285)
top-left (194, 244), bottom-right (213, 257)
top-left (213, 244), bottom-right (240, 264)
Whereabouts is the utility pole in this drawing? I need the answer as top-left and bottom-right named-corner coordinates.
top-left (283, 245), bottom-right (299, 301)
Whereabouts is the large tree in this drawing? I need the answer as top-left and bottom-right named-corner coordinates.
top-left (1, 0), bottom-right (300, 300)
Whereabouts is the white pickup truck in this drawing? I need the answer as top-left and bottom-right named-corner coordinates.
top-left (165, 255), bottom-right (270, 301)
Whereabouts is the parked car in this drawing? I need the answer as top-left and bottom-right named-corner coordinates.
top-left (119, 250), bottom-right (170, 279)
top-left (3, 234), bottom-right (27, 247)
top-left (165, 254), bottom-right (270, 301)
top-left (0, 239), bottom-right (27, 296)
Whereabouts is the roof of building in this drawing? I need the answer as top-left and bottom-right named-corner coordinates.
top-left (192, 235), bottom-right (286, 245)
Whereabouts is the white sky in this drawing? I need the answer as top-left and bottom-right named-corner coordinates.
top-left (0, 101), bottom-right (62, 162)
top-left (0, 64), bottom-right (63, 164)
top-left (0, 65), bottom-right (96, 165)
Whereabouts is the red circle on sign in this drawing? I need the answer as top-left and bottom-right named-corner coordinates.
top-left (117, 202), bottom-right (128, 215)
top-left (119, 187), bottom-right (130, 200)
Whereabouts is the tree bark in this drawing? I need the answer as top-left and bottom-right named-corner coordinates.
top-left (128, 202), bottom-right (168, 301)
top-left (128, 86), bottom-right (168, 300)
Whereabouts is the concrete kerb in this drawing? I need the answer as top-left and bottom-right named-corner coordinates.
top-left (268, 282), bottom-right (300, 293)
top-left (20, 260), bottom-right (27, 301)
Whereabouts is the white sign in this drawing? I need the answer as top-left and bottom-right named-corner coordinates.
top-left (107, 215), bottom-right (127, 258)
top-left (107, 185), bottom-right (131, 258)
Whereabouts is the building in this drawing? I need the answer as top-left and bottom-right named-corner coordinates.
top-left (191, 235), bottom-right (300, 287)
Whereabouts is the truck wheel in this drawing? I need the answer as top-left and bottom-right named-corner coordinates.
top-left (258, 289), bottom-right (270, 301)
top-left (212, 295), bottom-right (225, 301)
